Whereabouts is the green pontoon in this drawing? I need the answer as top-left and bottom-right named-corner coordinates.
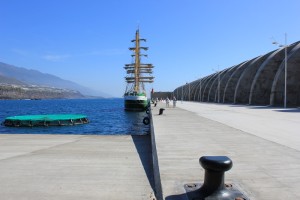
top-left (3, 114), bottom-right (89, 127)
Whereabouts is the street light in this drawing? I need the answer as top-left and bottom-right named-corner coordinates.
top-left (186, 82), bottom-right (190, 101)
top-left (273, 33), bottom-right (287, 108)
top-left (212, 68), bottom-right (220, 103)
top-left (199, 77), bottom-right (202, 102)
top-left (189, 83), bottom-right (190, 101)
top-left (181, 85), bottom-right (183, 102)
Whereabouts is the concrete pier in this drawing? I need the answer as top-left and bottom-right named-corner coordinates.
top-left (1, 101), bottom-right (300, 199)
top-left (0, 134), bottom-right (155, 200)
top-left (151, 101), bottom-right (300, 199)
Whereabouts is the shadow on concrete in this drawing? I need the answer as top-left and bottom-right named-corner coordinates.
top-left (241, 106), bottom-right (300, 112)
top-left (229, 104), bottom-right (280, 110)
top-left (275, 108), bottom-right (300, 113)
top-left (131, 135), bottom-right (155, 192)
top-left (165, 192), bottom-right (189, 200)
top-left (229, 104), bottom-right (300, 112)
top-left (229, 105), bottom-right (250, 107)
top-left (247, 106), bottom-right (278, 109)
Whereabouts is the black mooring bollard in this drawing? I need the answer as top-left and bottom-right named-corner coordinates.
top-left (199, 156), bottom-right (232, 197)
top-left (184, 156), bottom-right (248, 200)
top-left (159, 108), bottom-right (165, 115)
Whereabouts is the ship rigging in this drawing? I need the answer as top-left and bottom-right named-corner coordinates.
top-left (124, 29), bottom-right (154, 111)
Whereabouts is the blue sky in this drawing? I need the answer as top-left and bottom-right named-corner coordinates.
top-left (0, 0), bottom-right (299, 97)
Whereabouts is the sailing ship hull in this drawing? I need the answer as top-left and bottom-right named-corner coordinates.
top-left (124, 95), bottom-right (148, 111)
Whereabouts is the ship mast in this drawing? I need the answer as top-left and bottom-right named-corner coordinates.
top-left (134, 30), bottom-right (140, 92)
top-left (125, 29), bottom-right (154, 93)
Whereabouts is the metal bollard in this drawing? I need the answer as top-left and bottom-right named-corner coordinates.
top-left (159, 108), bottom-right (165, 115)
top-left (199, 156), bottom-right (232, 198)
top-left (184, 156), bottom-right (248, 200)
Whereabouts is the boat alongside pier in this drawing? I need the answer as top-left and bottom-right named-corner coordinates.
top-left (123, 29), bottom-right (154, 111)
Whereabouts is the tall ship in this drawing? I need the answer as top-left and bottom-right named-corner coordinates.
top-left (124, 29), bottom-right (154, 111)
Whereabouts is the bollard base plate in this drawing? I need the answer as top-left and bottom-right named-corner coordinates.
top-left (184, 182), bottom-right (249, 200)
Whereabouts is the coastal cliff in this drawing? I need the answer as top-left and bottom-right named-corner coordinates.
top-left (0, 84), bottom-right (84, 99)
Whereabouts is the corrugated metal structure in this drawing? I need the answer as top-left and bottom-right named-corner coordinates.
top-left (173, 41), bottom-right (300, 107)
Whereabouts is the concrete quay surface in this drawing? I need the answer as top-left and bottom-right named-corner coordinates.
top-left (151, 101), bottom-right (300, 200)
top-left (0, 134), bottom-right (154, 200)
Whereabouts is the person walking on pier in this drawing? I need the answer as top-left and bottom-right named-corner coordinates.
top-left (166, 97), bottom-right (170, 107)
top-left (173, 96), bottom-right (177, 107)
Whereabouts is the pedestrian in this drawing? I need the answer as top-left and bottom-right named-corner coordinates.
top-left (166, 97), bottom-right (170, 107)
top-left (173, 96), bottom-right (177, 107)
top-left (154, 97), bottom-right (158, 107)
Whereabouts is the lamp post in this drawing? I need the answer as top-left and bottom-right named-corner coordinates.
top-left (186, 82), bottom-right (190, 101)
top-left (273, 33), bottom-right (287, 108)
top-left (218, 73), bottom-right (220, 103)
top-left (189, 83), bottom-right (191, 101)
top-left (199, 78), bottom-right (202, 102)
top-left (212, 68), bottom-right (220, 103)
top-left (181, 85), bottom-right (183, 102)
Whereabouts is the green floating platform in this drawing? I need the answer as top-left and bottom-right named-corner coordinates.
top-left (3, 114), bottom-right (89, 127)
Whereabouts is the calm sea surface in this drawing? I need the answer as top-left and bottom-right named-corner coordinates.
top-left (0, 98), bottom-right (150, 135)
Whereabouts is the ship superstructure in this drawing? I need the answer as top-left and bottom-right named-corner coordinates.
top-left (124, 29), bottom-right (154, 111)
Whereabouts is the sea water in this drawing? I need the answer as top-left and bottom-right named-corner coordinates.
top-left (0, 98), bottom-right (150, 135)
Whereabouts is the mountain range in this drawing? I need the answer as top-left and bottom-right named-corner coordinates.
top-left (0, 61), bottom-right (109, 98)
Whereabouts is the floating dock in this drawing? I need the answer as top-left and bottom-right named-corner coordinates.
top-left (3, 114), bottom-right (89, 127)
